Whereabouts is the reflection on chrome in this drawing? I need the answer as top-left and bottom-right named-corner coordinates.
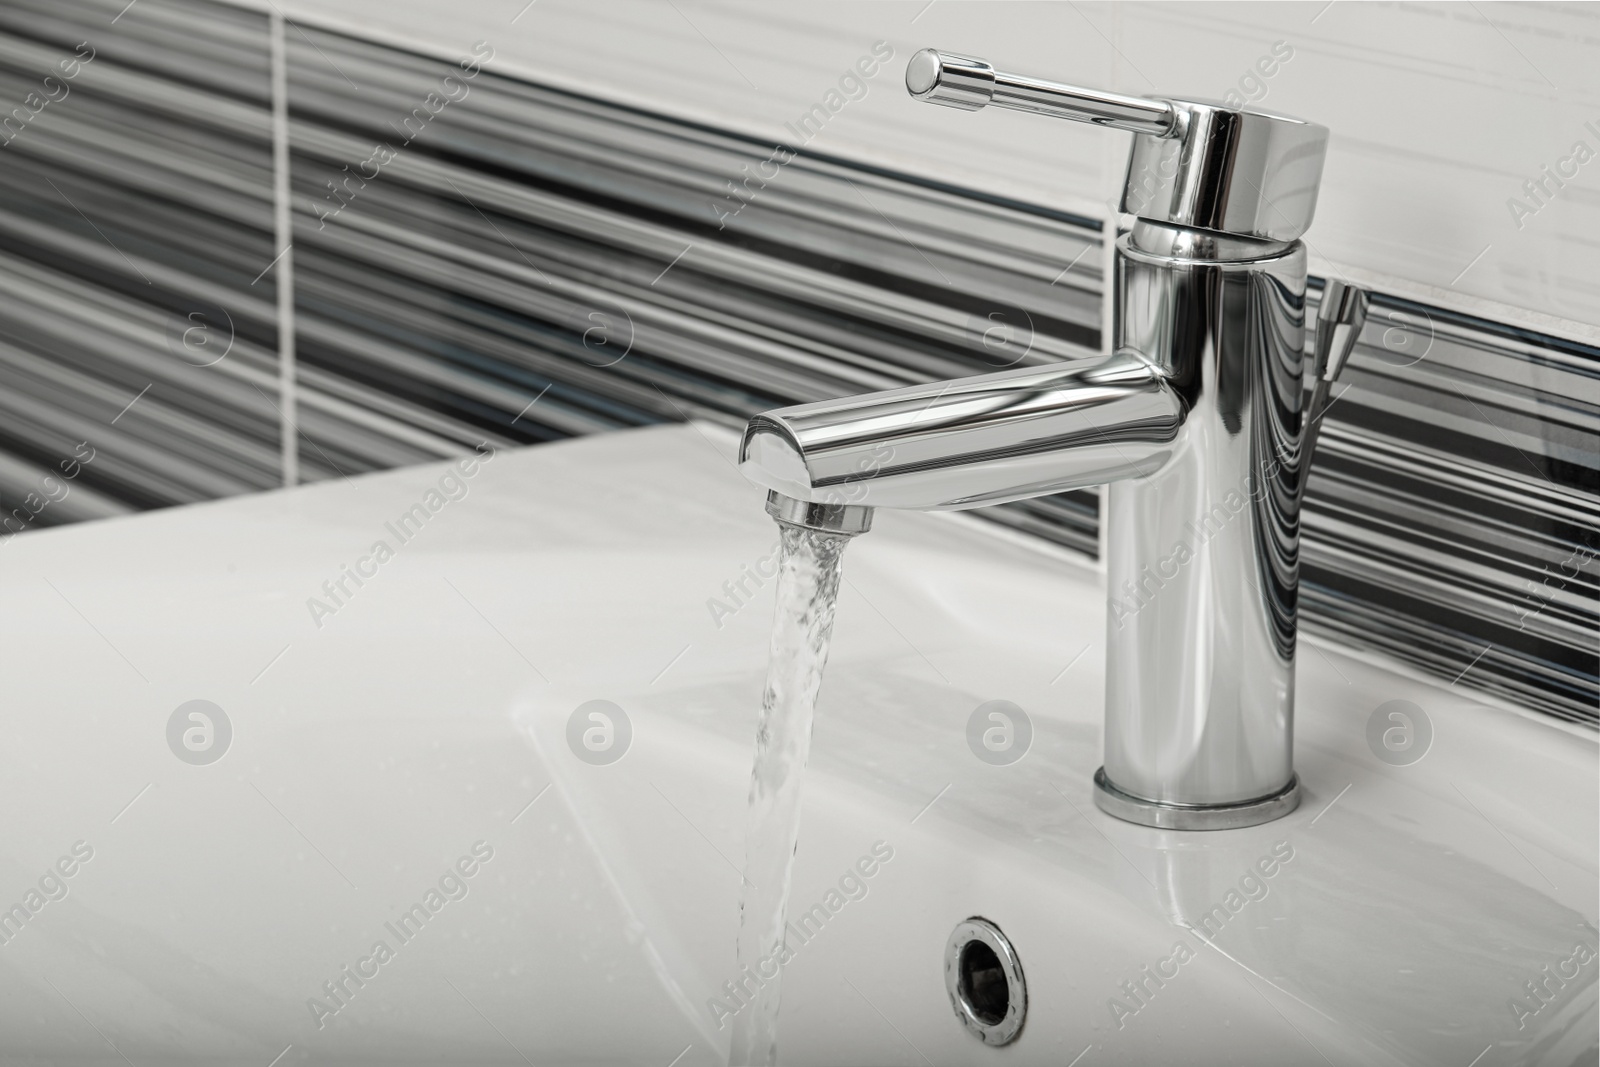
top-left (742, 49), bottom-right (1367, 830)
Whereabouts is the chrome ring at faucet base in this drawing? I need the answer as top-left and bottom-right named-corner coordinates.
top-left (1092, 767), bottom-right (1300, 830)
top-left (764, 490), bottom-right (874, 536)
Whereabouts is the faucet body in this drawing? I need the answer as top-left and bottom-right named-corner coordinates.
top-left (740, 51), bottom-right (1355, 829)
top-left (1101, 222), bottom-right (1306, 821)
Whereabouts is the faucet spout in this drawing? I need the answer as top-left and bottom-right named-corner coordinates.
top-left (738, 350), bottom-right (1184, 512)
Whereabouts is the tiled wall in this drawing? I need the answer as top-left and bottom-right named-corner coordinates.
top-left (0, 0), bottom-right (280, 515)
top-left (282, 25), bottom-right (1102, 543)
top-left (0, 0), bottom-right (1594, 725)
top-left (281, 0), bottom-right (1600, 333)
top-left (1299, 289), bottom-right (1598, 723)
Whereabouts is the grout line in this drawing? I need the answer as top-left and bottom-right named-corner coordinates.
top-left (251, 385), bottom-right (351, 484)
top-left (269, 9), bottom-right (298, 489)
top-left (267, 2), bottom-right (361, 92)
top-left (250, 244), bottom-right (292, 286)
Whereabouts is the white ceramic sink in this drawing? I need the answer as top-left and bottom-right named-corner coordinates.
top-left (1, 424), bottom-right (1594, 1066)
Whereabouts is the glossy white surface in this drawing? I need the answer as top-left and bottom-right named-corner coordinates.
top-left (1, 424), bottom-right (1594, 1065)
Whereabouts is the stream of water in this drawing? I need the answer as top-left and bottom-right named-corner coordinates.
top-left (727, 519), bottom-right (854, 1067)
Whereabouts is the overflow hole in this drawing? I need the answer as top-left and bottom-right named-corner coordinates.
top-left (958, 939), bottom-right (1009, 1025)
top-left (944, 916), bottom-right (1027, 1046)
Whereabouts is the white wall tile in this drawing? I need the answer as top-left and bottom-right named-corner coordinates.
top-left (260, 0), bottom-right (1600, 338)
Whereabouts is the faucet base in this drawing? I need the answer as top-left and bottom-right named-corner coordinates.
top-left (1092, 768), bottom-right (1301, 831)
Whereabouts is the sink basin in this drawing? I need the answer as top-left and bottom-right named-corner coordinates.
top-left (2, 423), bottom-right (1594, 1065)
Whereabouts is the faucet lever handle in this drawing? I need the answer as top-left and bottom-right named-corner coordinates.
top-left (1312, 280), bottom-right (1371, 385)
top-left (906, 46), bottom-right (1330, 243)
top-left (906, 49), bottom-right (1178, 137)
top-left (1298, 280), bottom-right (1371, 499)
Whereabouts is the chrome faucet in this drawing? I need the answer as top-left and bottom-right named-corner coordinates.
top-left (739, 50), bottom-right (1367, 829)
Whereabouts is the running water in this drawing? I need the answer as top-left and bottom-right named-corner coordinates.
top-left (728, 519), bottom-right (854, 1067)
